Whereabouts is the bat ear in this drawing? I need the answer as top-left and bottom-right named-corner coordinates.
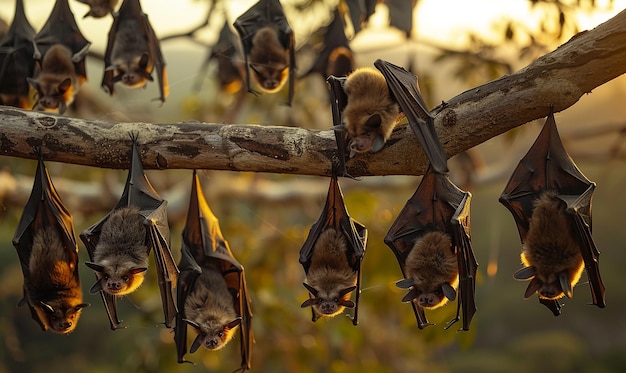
top-left (339, 285), bottom-right (357, 297)
top-left (339, 299), bottom-right (355, 308)
top-left (183, 318), bottom-right (201, 331)
top-left (190, 333), bottom-right (204, 354)
top-left (514, 266), bottom-right (537, 280)
top-left (129, 267), bottom-right (148, 275)
top-left (39, 301), bottom-right (55, 314)
top-left (226, 317), bottom-right (242, 329)
top-left (58, 78), bottom-right (72, 93)
top-left (75, 303), bottom-right (90, 310)
top-left (396, 278), bottom-right (414, 289)
top-left (442, 283), bottom-right (457, 301)
top-left (300, 298), bottom-right (319, 308)
top-left (139, 53), bottom-right (150, 70)
top-left (89, 279), bottom-right (104, 294)
top-left (559, 271), bottom-right (573, 298)
top-left (370, 134), bottom-right (386, 153)
top-left (524, 277), bottom-right (542, 298)
top-left (85, 261), bottom-right (105, 273)
top-left (363, 113), bottom-right (382, 130)
top-left (401, 288), bottom-right (420, 303)
top-left (302, 282), bottom-right (318, 297)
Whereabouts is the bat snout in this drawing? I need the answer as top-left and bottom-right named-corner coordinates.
top-left (204, 338), bottom-right (221, 350)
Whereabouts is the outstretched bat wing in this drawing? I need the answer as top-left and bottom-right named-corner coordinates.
top-left (12, 148), bottom-right (81, 331)
top-left (374, 59), bottom-right (448, 174)
top-left (384, 167), bottom-right (478, 330)
top-left (80, 134), bottom-right (178, 330)
top-left (33, 0), bottom-right (90, 83)
top-left (0, 0), bottom-right (36, 108)
top-left (299, 174), bottom-right (367, 325)
top-left (499, 111), bottom-right (605, 314)
top-left (175, 171), bottom-right (253, 371)
top-left (233, 0), bottom-right (295, 106)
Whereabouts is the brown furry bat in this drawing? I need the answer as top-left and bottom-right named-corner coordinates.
top-left (27, 44), bottom-right (80, 114)
top-left (25, 226), bottom-right (89, 333)
top-left (184, 267), bottom-right (241, 351)
top-left (85, 206), bottom-right (149, 296)
top-left (342, 67), bottom-right (401, 157)
top-left (301, 228), bottom-right (358, 318)
top-left (248, 26), bottom-right (289, 93)
top-left (396, 231), bottom-right (459, 309)
top-left (514, 190), bottom-right (585, 300)
top-left (75, 0), bottom-right (118, 18)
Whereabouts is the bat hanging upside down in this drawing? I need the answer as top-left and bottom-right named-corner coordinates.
top-left (514, 190), bottom-right (585, 300)
top-left (25, 227), bottom-right (89, 333)
top-left (249, 25), bottom-right (289, 93)
top-left (396, 231), bottom-right (459, 309)
top-left (183, 266), bottom-right (242, 351)
top-left (85, 206), bottom-right (149, 296)
top-left (341, 67), bottom-right (401, 157)
top-left (301, 228), bottom-right (358, 319)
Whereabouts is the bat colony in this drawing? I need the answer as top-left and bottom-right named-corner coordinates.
top-left (4, 0), bottom-right (607, 371)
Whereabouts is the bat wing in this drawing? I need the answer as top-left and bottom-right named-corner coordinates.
top-left (12, 148), bottom-right (80, 330)
top-left (33, 0), bottom-right (91, 83)
top-left (386, 0), bottom-right (415, 37)
top-left (384, 167), bottom-right (478, 330)
top-left (0, 0), bottom-right (36, 107)
top-left (327, 75), bottom-right (355, 179)
top-left (499, 111), bottom-right (605, 313)
top-left (374, 59), bottom-right (448, 174)
top-left (233, 0), bottom-right (295, 106)
top-left (80, 135), bottom-right (178, 330)
top-left (176, 171), bottom-right (253, 370)
top-left (344, 0), bottom-right (376, 35)
top-left (299, 175), bottom-right (367, 325)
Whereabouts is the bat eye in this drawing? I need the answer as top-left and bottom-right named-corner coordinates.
top-left (218, 332), bottom-right (224, 337)
top-left (122, 275), bottom-right (129, 282)
top-left (103, 275), bottom-right (110, 280)
top-left (333, 298), bottom-right (339, 302)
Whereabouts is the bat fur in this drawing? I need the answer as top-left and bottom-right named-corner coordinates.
top-left (85, 206), bottom-right (149, 296)
top-left (26, 226), bottom-right (88, 333)
top-left (515, 190), bottom-right (585, 300)
top-left (249, 25), bottom-right (288, 93)
top-left (398, 231), bottom-right (459, 309)
top-left (184, 266), bottom-right (241, 351)
top-left (108, 19), bottom-right (154, 89)
top-left (75, 0), bottom-right (118, 18)
top-left (301, 228), bottom-right (357, 318)
top-left (342, 67), bottom-right (400, 157)
top-left (27, 44), bottom-right (79, 115)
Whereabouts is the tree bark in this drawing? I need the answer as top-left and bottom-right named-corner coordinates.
top-left (2, 9), bottom-right (626, 177)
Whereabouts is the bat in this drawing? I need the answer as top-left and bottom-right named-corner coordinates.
top-left (0, 0), bottom-right (36, 109)
top-left (175, 171), bottom-right (253, 371)
top-left (80, 134), bottom-right (178, 330)
top-left (499, 110), bottom-right (605, 315)
top-left (300, 8), bottom-right (355, 81)
top-left (233, 0), bottom-right (295, 105)
top-left (28, 0), bottom-right (90, 114)
top-left (299, 172), bottom-right (367, 325)
top-left (12, 148), bottom-right (89, 333)
top-left (101, 0), bottom-right (169, 103)
top-left (343, 0), bottom-right (376, 35)
top-left (384, 166), bottom-right (478, 331)
top-left (75, 0), bottom-right (118, 18)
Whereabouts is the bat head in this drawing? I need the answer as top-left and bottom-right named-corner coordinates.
top-left (80, 0), bottom-right (117, 18)
top-left (249, 26), bottom-right (289, 93)
top-left (110, 53), bottom-right (154, 89)
top-left (37, 300), bottom-right (89, 334)
top-left (27, 76), bottom-right (74, 115)
top-left (515, 265), bottom-right (583, 300)
top-left (396, 278), bottom-right (457, 309)
top-left (250, 62), bottom-right (288, 93)
top-left (85, 261), bottom-right (148, 296)
top-left (341, 68), bottom-right (399, 157)
top-left (187, 317), bottom-right (241, 352)
top-left (301, 282), bottom-right (356, 317)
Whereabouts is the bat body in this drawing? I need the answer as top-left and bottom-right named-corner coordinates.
top-left (85, 206), bottom-right (149, 296)
top-left (102, 0), bottom-right (168, 102)
top-left (27, 44), bottom-right (79, 114)
top-left (25, 227), bottom-right (88, 333)
top-left (233, 0), bottom-right (295, 105)
top-left (0, 0), bottom-right (36, 109)
top-left (342, 67), bottom-right (400, 157)
top-left (397, 231), bottom-right (459, 309)
top-left (30, 0), bottom-right (90, 114)
top-left (385, 167), bottom-right (477, 330)
top-left (514, 190), bottom-right (585, 300)
top-left (183, 266), bottom-right (242, 351)
top-left (500, 111), bottom-right (605, 314)
top-left (81, 135), bottom-right (178, 330)
top-left (300, 228), bottom-right (358, 318)
top-left (13, 149), bottom-right (89, 333)
top-left (75, 0), bottom-right (118, 18)
top-left (299, 175), bottom-right (367, 325)
top-left (175, 171), bottom-right (253, 370)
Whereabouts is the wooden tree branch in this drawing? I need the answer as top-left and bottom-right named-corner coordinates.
top-left (1, 9), bottom-right (626, 177)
